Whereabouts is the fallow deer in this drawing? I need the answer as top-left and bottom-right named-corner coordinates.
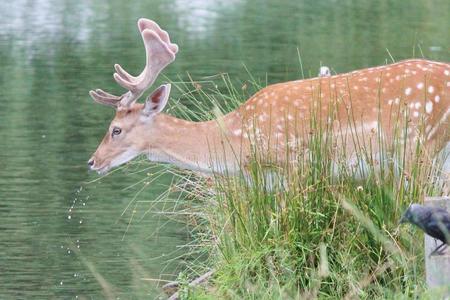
top-left (88, 19), bottom-right (450, 186)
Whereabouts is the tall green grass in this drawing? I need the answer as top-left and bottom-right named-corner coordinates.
top-left (163, 73), bottom-right (448, 299)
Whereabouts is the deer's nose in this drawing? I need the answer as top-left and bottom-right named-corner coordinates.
top-left (87, 158), bottom-right (95, 168)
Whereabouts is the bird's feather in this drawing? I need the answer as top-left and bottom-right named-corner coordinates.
top-left (413, 206), bottom-right (450, 243)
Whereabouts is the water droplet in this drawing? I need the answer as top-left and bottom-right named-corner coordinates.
top-left (67, 215), bottom-right (71, 220)
top-left (79, 220), bottom-right (83, 224)
top-left (60, 281), bottom-right (63, 285)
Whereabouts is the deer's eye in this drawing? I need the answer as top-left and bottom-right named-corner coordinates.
top-left (112, 127), bottom-right (122, 136)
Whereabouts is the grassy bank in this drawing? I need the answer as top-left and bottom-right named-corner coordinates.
top-left (161, 73), bottom-right (448, 299)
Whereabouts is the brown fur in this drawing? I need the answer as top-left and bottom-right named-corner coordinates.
top-left (89, 59), bottom-right (450, 176)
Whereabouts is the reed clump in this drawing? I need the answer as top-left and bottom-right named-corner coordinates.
top-left (164, 73), bottom-right (447, 299)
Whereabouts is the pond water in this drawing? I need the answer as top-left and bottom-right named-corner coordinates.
top-left (0, 0), bottom-right (448, 298)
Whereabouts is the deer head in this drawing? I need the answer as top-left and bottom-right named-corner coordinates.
top-left (88, 19), bottom-right (178, 174)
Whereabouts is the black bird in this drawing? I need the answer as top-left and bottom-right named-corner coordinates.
top-left (399, 203), bottom-right (450, 256)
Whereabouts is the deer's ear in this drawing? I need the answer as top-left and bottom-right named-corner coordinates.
top-left (143, 84), bottom-right (171, 116)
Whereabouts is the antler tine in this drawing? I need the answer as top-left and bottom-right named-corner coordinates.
top-left (95, 89), bottom-right (121, 99)
top-left (114, 64), bottom-right (134, 82)
top-left (89, 89), bottom-right (122, 107)
top-left (89, 19), bottom-right (178, 108)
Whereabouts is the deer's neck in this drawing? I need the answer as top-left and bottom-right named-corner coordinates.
top-left (142, 114), bottom-right (240, 174)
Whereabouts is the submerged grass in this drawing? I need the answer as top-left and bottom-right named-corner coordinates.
top-left (157, 71), bottom-right (449, 299)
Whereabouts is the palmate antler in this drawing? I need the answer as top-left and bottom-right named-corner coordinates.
top-left (89, 19), bottom-right (178, 108)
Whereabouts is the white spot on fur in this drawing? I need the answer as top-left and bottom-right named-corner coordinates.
top-left (435, 95), bottom-right (440, 103)
top-left (417, 82), bottom-right (424, 89)
top-left (426, 101), bottom-right (433, 114)
top-left (405, 87), bottom-right (412, 95)
top-left (427, 86), bottom-right (434, 94)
